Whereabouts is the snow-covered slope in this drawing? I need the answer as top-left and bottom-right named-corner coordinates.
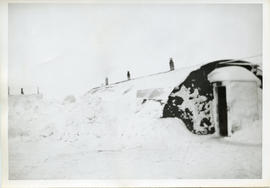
top-left (9, 67), bottom-right (199, 149)
top-left (8, 64), bottom-right (262, 179)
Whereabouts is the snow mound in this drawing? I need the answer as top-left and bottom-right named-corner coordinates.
top-left (9, 67), bottom-right (200, 150)
top-left (8, 61), bottom-right (262, 179)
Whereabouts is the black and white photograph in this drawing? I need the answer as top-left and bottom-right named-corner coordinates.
top-left (2, 1), bottom-right (267, 184)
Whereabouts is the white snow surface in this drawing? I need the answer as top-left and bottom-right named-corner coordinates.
top-left (9, 67), bottom-right (262, 179)
top-left (208, 66), bottom-right (260, 83)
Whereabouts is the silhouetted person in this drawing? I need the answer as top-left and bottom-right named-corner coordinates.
top-left (169, 58), bottom-right (175, 71)
top-left (105, 77), bottom-right (109, 86)
top-left (21, 88), bottom-right (24, 95)
top-left (127, 71), bottom-right (131, 80)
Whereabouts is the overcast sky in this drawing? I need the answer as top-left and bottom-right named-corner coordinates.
top-left (8, 3), bottom-right (262, 98)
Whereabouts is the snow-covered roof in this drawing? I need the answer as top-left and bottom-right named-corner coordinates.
top-left (208, 66), bottom-right (260, 83)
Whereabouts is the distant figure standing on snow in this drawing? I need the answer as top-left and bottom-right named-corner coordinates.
top-left (169, 58), bottom-right (175, 71)
top-left (105, 77), bottom-right (109, 86)
top-left (127, 71), bottom-right (131, 80)
top-left (21, 88), bottom-right (24, 95)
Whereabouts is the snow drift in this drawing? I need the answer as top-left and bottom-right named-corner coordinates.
top-left (8, 60), bottom-right (262, 179)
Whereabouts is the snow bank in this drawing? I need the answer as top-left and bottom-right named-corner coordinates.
top-left (9, 67), bottom-right (196, 150)
top-left (8, 61), bottom-right (262, 179)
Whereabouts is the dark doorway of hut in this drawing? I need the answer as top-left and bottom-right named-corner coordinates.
top-left (216, 86), bottom-right (228, 136)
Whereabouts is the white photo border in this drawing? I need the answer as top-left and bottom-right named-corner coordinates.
top-left (1, 0), bottom-right (270, 187)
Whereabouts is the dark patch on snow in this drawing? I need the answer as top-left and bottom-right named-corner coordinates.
top-left (63, 95), bottom-right (76, 104)
top-left (163, 67), bottom-right (214, 135)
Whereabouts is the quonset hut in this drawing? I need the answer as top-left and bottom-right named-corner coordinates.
top-left (163, 59), bottom-right (262, 136)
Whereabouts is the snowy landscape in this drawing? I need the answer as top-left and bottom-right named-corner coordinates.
top-left (7, 3), bottom-right (262, 180)
top-left (8, 64), bottom-right (262, 179)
